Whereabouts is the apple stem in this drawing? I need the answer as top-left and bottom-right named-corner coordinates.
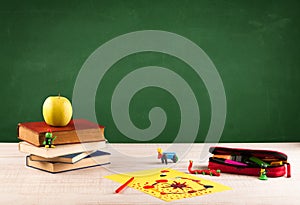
top-left (58, 93), bottom-right (60, 98)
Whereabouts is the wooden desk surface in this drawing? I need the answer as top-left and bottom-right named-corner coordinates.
top-left (0, 143), bottom-right (299, 205)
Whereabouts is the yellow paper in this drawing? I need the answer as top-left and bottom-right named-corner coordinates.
top-left (105, 168), bottom-right (231, 202)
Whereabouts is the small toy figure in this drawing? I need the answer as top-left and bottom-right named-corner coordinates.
top-left (43, 129), bottom-right (57, 148)
top-left (188, 160), bottom-right (221, 176)
top-left (157, 148), bottom-right (178, 164)
top-left (259, 164), bottom-right (268, 180)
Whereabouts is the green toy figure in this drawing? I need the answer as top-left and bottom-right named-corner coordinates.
top-left (259, 164), bottom-right (268, 180)
top-left (43, 129), bottom-right (57, 148)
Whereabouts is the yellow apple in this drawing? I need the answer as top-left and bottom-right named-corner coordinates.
top-left (42, 95), bottom-right (73, 126)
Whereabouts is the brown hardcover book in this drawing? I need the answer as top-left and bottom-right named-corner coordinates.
top-left (26, 150), bottom-right (110, 173)
top-left (19, 141), bottom-right (106, 158)
top-left (18, 119), bottom-right (105, 147)
top-left (29, 151), bottom-right (96, 164)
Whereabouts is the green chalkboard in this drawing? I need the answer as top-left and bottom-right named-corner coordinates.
top-left (1, 0), bottom-right (299, 143)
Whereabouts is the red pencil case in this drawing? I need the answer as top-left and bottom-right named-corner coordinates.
top-left (208, 146), bottom-right (291, 178)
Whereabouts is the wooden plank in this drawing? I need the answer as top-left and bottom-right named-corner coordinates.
top-left (0, 143), bottom-right (299, 205)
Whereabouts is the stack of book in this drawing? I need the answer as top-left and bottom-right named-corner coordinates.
top-left (18, 119), bottom-right (110, 173)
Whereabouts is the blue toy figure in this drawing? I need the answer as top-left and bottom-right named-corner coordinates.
top-left (157, 148), bottom-right (178, 164)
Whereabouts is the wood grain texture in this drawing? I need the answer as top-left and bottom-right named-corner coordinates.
top-left (0, 143), bottom-right (299, 205)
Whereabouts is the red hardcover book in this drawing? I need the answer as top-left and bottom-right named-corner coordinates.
top-left (18, 119), bottom-right (105, 147)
